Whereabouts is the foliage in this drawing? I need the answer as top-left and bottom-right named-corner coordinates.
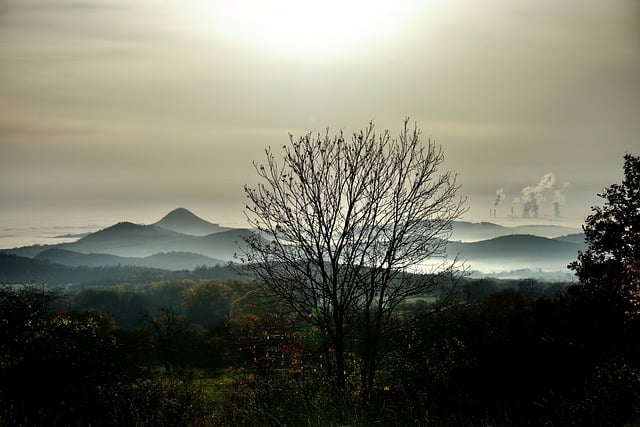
top-left (71, 284), bottom-right (149, 329)
top-left (242, 119), bottom-right (466, 394)
top-left (223, 301), bottom-right (374, 426)
top-left (182, 280), bottom-right (237, 329)
top-left (458, 276), bottom-right (570, 302)
top-left (139, 306), bottom-right (207, 373)
top-left (0, 253), bottom-right (243, 287)
top-left (0, 285), bottom-right (216, 425)
top-left (387, 289), bottom-right (640, 425)
top-left (68, 279), bottom-right (246, 330)
top-left (2, 276), bottom-right (639, 425)
top-left (570, 153), bottom-right (640, 313)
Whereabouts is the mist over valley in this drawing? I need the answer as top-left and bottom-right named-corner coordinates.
top-left (0, 207), bottom-right (584, 284)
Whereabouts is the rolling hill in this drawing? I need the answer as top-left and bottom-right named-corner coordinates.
top-left (0, 208), bottom-right (587, 278)
top-left (34, 248), bottom-right (226, 271)
top-left (0, 252), bottom-right (242, 286)
top-left (170, 228), bottom-right (253, 260)
top-left (3, 220), bottom-right (252, 262)
top-left (59, 222), bottom-right (191, 258)
top-left (553, 233), bottom-right (586, 245)
top-left (447, 234), bottom-right (586, 271)
top-left (451, 221), bottom-right (581, 242)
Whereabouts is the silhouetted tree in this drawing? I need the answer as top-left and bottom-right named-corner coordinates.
top-left (0, 285), bottom-right (125, 424)
top-left (242, 119), bottom-right (466, 395)
top-left (140, 307), bottom-right (205, 373)
top-left (570, 154), bottom-right (640, 316)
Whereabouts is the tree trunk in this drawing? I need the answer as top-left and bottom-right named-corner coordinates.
top-left (361, 302), bottom-right (373, 400)
top-left (361, 329), bottom-right (378, 401)
top-left (334, 313), bottom-right (346, 392)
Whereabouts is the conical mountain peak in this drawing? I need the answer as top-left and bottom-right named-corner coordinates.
top-left (160, 208), bottom-right (202, 221)
top-left (154, 208), bottom-right (227, 236)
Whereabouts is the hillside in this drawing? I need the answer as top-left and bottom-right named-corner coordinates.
top-left (34, 249), bottom-right (226, 271)
top-left (447, 234), bottom-right (586, 271)
top-left (553, 233), bottom-right (586, 245)
top-left (0, 209), bottom-right (586, 276)
top-left (451, 221), bottom-right (581, 242)
top-left (56, 222), bottom-right (190, 258)
top-left (0, 252), bottom-right (174, 286)
top-left (154, 208), bottom-right (231, 236)
top-left (2, 219), bottom-right (251, 262)
top-left (0, 253), bottom-right (242, 286)
top-left (171, 228), bottom-right (253, 260)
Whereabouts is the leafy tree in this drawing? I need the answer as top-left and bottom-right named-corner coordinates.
top-left (72, 285), bottom-right (149, 329)
top-left (140, 307), bottom-right (205, 373)
top-left (182, 280), bottom-right (236, 329)
top-left (242, 119), bottom-right (466, 395)
top-left (0, 285), bottom-right (124, 424)
top-left (0, 285), bottom-right (218, 425)
top-left (570, 154), bottom-right (640, 314)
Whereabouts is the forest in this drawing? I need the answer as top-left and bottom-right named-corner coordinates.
top-left (1, 145), bottom-right (639, 425)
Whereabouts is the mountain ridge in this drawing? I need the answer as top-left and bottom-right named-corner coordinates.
top-left (0, 209), bottom-right (585, 276)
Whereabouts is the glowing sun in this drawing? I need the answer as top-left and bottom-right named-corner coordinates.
top-left (209, 1), bottom-right (420, 57)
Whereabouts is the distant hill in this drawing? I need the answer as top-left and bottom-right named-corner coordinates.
top-left (58, 222), bottom-right (190, 258)
top-left (2, 222), bottom-right (253, 262)
top-left (451, 221), bottom-right (581, 242)
top-left (35, 248), bottom-right (124, 267)
top-left (62, 222), bottom-right (252, 260)
top-left (512, 224), bottom-right (582, 238)
top-left (53, 232), bottom-right (91, 239)
top-left (0, 253), bottom-right (241, 286)
top-left (154, 208), bottom-right (231, 236)
top-left (3, 244), bottom-right (55, 258)
top-left (172, 228), bottom-right (254, 260)
top-left (143, 252), bottom-right (227, 270)
top-left (77, 222), bottom-right (185, 243)
top-left (0, 209), bottom-right (586, 277)
top-left (0, 252), bottom-right (175, 286)
top-left (447, 234), bottom-right (586, 271)
top-left (34, 248), bottom-right (226, 271)
top-left (466, 268), bottom-right (577, 282)
top-left (553, 233), bottom-right (586, 245)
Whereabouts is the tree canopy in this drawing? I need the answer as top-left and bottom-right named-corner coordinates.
top-left (241, 119), bottom-right (466, 393)
top-left (570, 154), bottom-right (640, 313)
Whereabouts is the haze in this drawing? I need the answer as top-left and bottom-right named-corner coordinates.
top-left (1, 0), bottom-right (638, 230)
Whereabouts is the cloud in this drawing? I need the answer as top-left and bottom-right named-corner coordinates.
top-left (0, 0), bottom-right (636, 226)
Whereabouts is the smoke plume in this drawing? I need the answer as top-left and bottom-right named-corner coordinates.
top-left (501, 174), bottom-right (570, 219)
top-left (552, 182), bottom-right (569, 217)
top-left (516, 173), bottom-right (555, 218)
top-left (494, 188), bottom-right (506, 208)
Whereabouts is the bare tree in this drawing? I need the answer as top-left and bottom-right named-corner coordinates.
top-left (241, 119), bottom-right (466, 395)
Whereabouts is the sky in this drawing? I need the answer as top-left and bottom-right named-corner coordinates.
top-left (1, 0), bottom-right (639, 231)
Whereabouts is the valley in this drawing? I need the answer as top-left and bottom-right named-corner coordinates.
top-left (0, 208), bottom-right (584, 284)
